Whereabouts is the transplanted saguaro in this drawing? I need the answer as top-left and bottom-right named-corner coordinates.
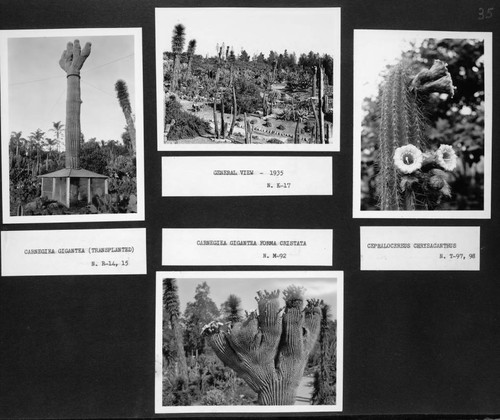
top-left (39, 39), bottom-right (108, 209)
top-left (59, 39), bottom-right (91, 169)
top-left (202, 286), bottom-right (322, 405)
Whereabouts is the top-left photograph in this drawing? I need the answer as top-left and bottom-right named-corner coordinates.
top-left (1, 28), bottom-right (144, 224)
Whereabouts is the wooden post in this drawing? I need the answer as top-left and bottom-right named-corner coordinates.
top-left (40, 178), bottom-right (45, 198)
top-left (87, 178), bottom-right (91, 203)
top-left (66, 177), bottom-right (70, 208)
top-left (52, 178), bottom-right (56, 201)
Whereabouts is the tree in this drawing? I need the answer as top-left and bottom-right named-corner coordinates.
top-left (170, 24), bottom-right (186, 91)
top-left (203, 286), bottom-right (322, 405)
top-left (183, 281), bottom-right (220, 356)
top-left (49, 121), bottom-right (64, 153)
top-left (239, 49), bottom-right (250, 62)
top-left (115, 79), bottom-right (136, 156)
top-left (44, 137), bottom-right (58, 171)
top-left (10, 131), bottom-right (23, 159)
top-left (221, 294), bottom-right (242, 324)
top-left (29, 129), bottom-right (45, 176)
top-left (163, 279), bottom-right (188, 385)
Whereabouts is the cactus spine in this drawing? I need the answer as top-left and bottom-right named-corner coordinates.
top-left (203, 287), bottom-right (321, 405)
top-left (59, 40), bottom-right (91, 169)
top-left (377, 59), bottom-right (456, 210)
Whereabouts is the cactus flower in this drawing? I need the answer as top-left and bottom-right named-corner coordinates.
top-left (435, 144), bottom-right (457, 171)
top-left (393, 144), bottom-right (423, 174)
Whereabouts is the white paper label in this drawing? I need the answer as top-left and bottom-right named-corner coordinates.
top-left (162, 156), bottom-right (332, 196)
top-left (360, 226), bottom-right (480, 271)
top-left (162, 229), bottom-right (333, 266)
top-left (1, 228), bottom-right (147, 276)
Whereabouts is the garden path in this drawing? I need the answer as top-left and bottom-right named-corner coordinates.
top-left (295, 374), bottom-right (314, 405)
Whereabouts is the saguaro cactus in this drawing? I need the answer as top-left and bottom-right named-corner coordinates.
top-left (59, 40), bottom-right (91, 169)
top-left (203, 286), bottom-right (322, 405)
top-left (377, 59), bottom-right (456, 210)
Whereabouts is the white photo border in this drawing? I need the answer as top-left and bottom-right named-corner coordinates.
top-left (1, 27), bottom-right (145, 224)
top-left (155, 270), bottom-right (344, 413)
top-left (352, 30), bottom-right (492, 219)
top-left (155, 7), bottom-right (341, 152)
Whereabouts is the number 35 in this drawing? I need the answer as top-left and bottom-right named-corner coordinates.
top-left (478, 7), bottom-right (494, 19)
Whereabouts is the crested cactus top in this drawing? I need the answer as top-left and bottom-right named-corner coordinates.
top-left (59, 40), bottom-right (91, 76)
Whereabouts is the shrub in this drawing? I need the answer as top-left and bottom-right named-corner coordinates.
top-left (201, 389), bottom-right (228, 406)
top-left (277, 124), bottom-right (285, 130)
top-left (164, 96), bottom-right (210, 140)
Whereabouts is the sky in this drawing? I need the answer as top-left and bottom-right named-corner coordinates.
top-left (156, 8), bottom-right (340, 59)
top-left (6, 34), bottom-right (136, 143)
top-left (171, 277), bottom-right (338, 320)
top-left (354, 30), bottom-right (421, 100)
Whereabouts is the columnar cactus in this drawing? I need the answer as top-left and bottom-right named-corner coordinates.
top-left (59, 40), bottom-right (91, 169)
top-left (203, 287), bottom-right (322, 405)
top-left (377, 59), bottom-right (457, 210)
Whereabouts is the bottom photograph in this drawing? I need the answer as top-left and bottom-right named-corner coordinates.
top-left (155, 271), bottom-right (344, 414)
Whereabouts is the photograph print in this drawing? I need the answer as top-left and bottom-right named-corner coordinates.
top-left (1, 28), bottom-right (144, 223)
top-left (155, 271), bottom-right (343, 413)
top-left (353, 30), bottom-right (492, 218)
top-left (156, 8), bottom-right (341, 151)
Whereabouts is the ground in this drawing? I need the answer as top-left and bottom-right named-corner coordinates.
top-left (295, 374), bottom-right (314, 405)
top-left (166, 82), bottom-right (330, 145)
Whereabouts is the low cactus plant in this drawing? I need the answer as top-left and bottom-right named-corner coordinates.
top-left (202, 287), bottom-right (322, 405)
top-left (376, 59), bottom-right (457, 210)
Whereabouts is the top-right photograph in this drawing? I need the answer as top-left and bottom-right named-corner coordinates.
top-left (353, 30), bottom-right (492, 219)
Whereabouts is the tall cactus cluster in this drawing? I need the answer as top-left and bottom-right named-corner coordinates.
top-left (59, 40), bottom-right (91, 169)
top-left (311, 63), bottom-right (330, 144)
top-left (202, 286), bottom-right (322, 405)
top-left (376, 59), bottom-right (457, 210)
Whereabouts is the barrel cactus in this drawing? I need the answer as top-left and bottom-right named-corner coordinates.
top-left (202, 286), bottom-right (322, 405)
top-left (376, 59), bottom-right (457, 210)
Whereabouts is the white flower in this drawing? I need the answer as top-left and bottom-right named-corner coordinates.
top-left (436, 144), bottom-right (457, 171)
top-left (393, 144), bottom-right (423, 174)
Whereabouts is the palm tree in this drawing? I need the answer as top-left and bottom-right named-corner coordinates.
top-left (185, 39), bottom-right (196, 80)
top-left (170, 24), bottom-right (185, 91)
top-left (29, 129), bottom-right (45, 176)
top-left (44, 137), bottom-right (58, 171)
top-left (114, 80), bottom-right (136, 156)
top-left (49, 121), bottom-right (64, 153)
top-left (163, 278), bottom-right (188, 386)
top-left (10, 131), bottom-right (23, 159)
